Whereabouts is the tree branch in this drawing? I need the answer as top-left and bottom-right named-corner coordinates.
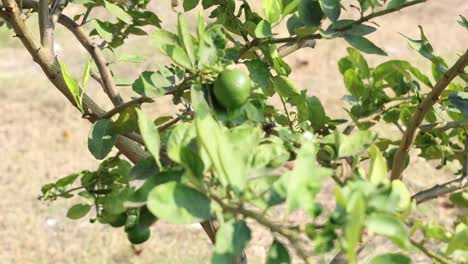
top-left (38, 0), bottom-right (54, 56)
top-left (3, 0), bottom-right (224, 256)
top-left (391, 50), bottom-right (468, 180)
top-left (410, 239), bottom-right (455, 264)
top-left (57, 15), bottom-right (124, 106)
top-left (412, 177), bottom-right (468, 204)
top-left (95, 97), bottom-right (153, 120)
top-left (419, 119), bottom-right (468, 133)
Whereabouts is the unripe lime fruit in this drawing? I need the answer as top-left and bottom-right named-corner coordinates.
top-left (387, 148), bottom-right (410, 170)
top-left (213, 68), bottom-right (252, 109)
top-left (126, 225), bottom-right (151, 244)
top-left (108, 213), bottom-right (127, 228)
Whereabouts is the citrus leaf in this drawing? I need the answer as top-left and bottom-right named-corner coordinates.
top-left (103, 0), bottom-right (132, 24)
top-left (266, 240), bottom-right (291, 264)
top-left (212, 220), bottom-right (251, 264)
top-left (88, 119), bottom-right (117, 160)
top-left (319, 0), bottom-right (341, 22)
top-left (369, 253), bottom-right (411, 264)
top-left (344, 35), bottom-right (387, 56)
top-left (66, 204), bottom-right (91, 219)
top-left (136, 109), bottom-right (162, 168)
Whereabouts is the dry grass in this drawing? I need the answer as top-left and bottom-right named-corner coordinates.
top-left (1, 1), bottom-right (467, 263)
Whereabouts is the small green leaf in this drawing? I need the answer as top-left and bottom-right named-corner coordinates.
top-left (369, 253), bottom-right (411, 264)
top-left (344, 35), bottom-right (387, 56)
top-left (345, 191), bottom-right (366, 262)
top-left (387, 0), bottom-right (406, 9)
top-left (81, 60), bottom-right (91, 91)
top-left (368, 145), bottom-right (388, 185)
top-left (132, 70), bottom-right (175, 98)
top-left (152, 29), bottom-right (193, 69)
top-left (298, 0), bottom-right (324, 26)
top-left (266, 240), bottom-right (291, 264)
top-left (103, 0), bottom-right (132, 24)
top-left (338, 130), bottom-right (376, 158)
top-left (177, 14), bottom-right (196, 67)
top-left (212, 220), bottom-right (251, 264)
top-left (113, 106), bottom-right (138, 134)
top-left (147, 182), bottom-right (212, 224)
top-left (449, 191), bottom-right (468, 208)
top-left (130, 156), bottom-right (158, 180)
top-left (319, 0), bottom-right (341, 22)
top-left (272, 75), bottom-right (301, 98)
top-left (459, 15), bottom-right (468, 29)
top-left (91, 20), bottom-right (113, 42)
top-left (66, 204), bottom-right (91, 219)
top-left (245, 59), bottom-right (271, 89)
top-left (60, 61), bottom-right (83, 112)
top-left (119, 54), bottom-right (146, 63)
top-left (391, 180), bottom-right (411, 211)
top-left (263, 0), bottom-right (283, 23)
top-left (400, 26), bottom-right (435, 60)
top-left (183, 0), bottom-right (199, 11)
top-left (447, 228), bottom-right (468, 254)
top-left (255, 20), bottom-right (273, 38)
top-left (136, 109), bottom-right (162, 168)
top-left (448, 92), bottom-right (468, 116)
top-left (88, 119), bottom-right (117, 160)
top-left (282, 0), bottom-right (300, 16)
top-left (366, 213), bottom-right (410, 249)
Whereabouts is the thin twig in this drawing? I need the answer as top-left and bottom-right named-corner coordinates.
top-left (97, 97), bottom-right (153, 120)
top-left (412, 177), bottom-right (468, 204)
top-left (209, 194), bottom-right (311, 263)
top-left (410, 239), bottom-right (455, 264)
top-left (419, 120), bottom-right (468, 133)
top-left (391, 50), bottom-right (468, 180)
top-left (158, 116), bottom-right (181, 132)
top-left (81, 6), bottom-right (93, 25)
top-left (57, 15), bottom-right (124, 106)
top-left (280, 96), bottom-right (294, 130)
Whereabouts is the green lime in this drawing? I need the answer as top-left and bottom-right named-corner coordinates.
top-left (213, 68), bottom-right (252, 109)
top-left (126, 225), bottom-right (151, 244)
top-left (108, 213), bottom-right (127, 228)
top-left (387, 148), bottom-right (410, 170)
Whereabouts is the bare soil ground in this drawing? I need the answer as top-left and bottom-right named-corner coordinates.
top-left (0, 1), bottom-right (467, 263)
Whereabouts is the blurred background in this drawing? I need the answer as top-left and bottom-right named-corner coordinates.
top-left (1, 0), bottom-right (467, 263)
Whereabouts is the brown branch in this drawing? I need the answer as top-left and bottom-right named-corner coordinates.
top-left (157, 116), bottom-right (181, 132)
top-left (38, 0), bottom-right (54, 56)
top-left (96, 97), bottom-right (153, 120)
top-left (3, 1), bottom-right (223, 256)
top-left (419, 119), bottom-right (468, 133)
top-left (412, 177), bottom-right (468, 204)
top-left (57, 15), bottom-right (124, 107)
top-left (391, 50), bottom-right (468, 180)
top-left (242, 0), bottom-right (427, 55)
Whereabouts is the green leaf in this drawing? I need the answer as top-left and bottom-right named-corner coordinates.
top-left (319, 0), bottom-right (341, 22)
top-left (132, 70), bottom-right (175, 98)
top-left (212, 220), bottom-right (251, 264)
top-left (369, 253), bottom-right (411, 264)
top-left (391, 180), bottom-right (411, 211)
top-left (272, 75), bottom-right (301, 98)
top-left (136, 109), bottom-right (162, 168)
top-left (88, 119), bottom-right (116, 160)
top-left (255, 20), bottom-right (273, 38)
top-left (91, 20), bottom-right (113, 42)
top-left (183, 0), bottom-right (199, 11)
top-left (298, 0), bottom-right (324, 26)
top-left (459, 15), bottom-right (468, 29)
top-left (346, 47), bottom-right (369, 78)
top-left (338, 130), bottom-right (376, 158)
top-left (266, 240), bottom-right (291, 264)
top-left (103, 0), bottom-right (132, 24)
top-left (56, 173), bottom-right (79, 188)
top-left (147, 182), bottom-right (212, 224)
top-left (344, 35), bottom-right (387, 56)
top-left (368, 145), bottom-right (388, 185)
top-left (366, 213), bottom-right (410, 249)
top-left (285, 142), bottom-right (332, 214)
top-left (195, 113), bottom-right (246, 192)
top-left (177, 14), bottom-right (196, 67)
top-left (119, 54), bottom-right (145, 63)
top-left (66, 204), bottom-right (91, 220)
top-left (81, 60), bottom-right (91, 91)
top-left (343, 69), bottom-right (367, 98)
top-left (152, 29), bottom-right (192, 69)
top-left (345, 191), bottom-right (366, 262)
top-left (386, 0), bottom-right (406, 9)
top-left (113, 106), bottom-right (138, 134)
top-left (400, 26), bottom-right (435, 60)
top-left (449, 191), bottom-right (468, 208)
top-left (447, 228), bottom-right (468, 254)
top-left (60, 61), bottom-right (83, 112)
top-left (245, 59), bottom-right (270, 89)
top-left (263, 0), bottom-right (283, 24)
top-left (448, 92), bottom-right (468, 116)
top-left (282, 0), bottom-right (300, 16)
top-left (125, 170), bottom-right (183, 207)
